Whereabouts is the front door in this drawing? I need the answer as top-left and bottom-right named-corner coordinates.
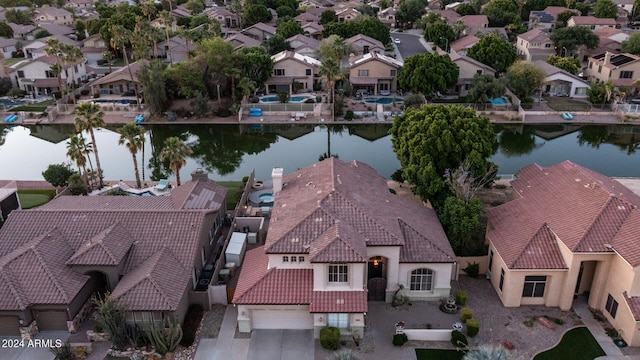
top-left (367, 278), bottom-right (386, 301)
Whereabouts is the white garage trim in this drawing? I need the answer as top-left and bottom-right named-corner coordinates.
top-left (251, 309), bottom-right (313, 330)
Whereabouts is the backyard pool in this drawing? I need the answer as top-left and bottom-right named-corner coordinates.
top-left (489, 97), bottom-right (508, 105)
top-left (0, 99), bottom-right (27, 108)
top-left (363, 97), bottom-right (404, 104)
top-left (92, 99), bottom-right (136, 104)
top-left (260, 96), bottom-right (312, 103)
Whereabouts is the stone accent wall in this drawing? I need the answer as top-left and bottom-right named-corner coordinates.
top-left (68, 298), bottom-right (93, 333)
top-left (19, 320), bottom-right (38, 341)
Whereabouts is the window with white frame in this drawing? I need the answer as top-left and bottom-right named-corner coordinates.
top-left (328, 264), bottom-right (348, 282)
top-left (126, 312), bottom-right (162, 328)
top-left (299, 256), bottom-right (305, 262)
top-left (328, 313), bottom-right (348, 328)
top-left (358, 69), bottom-right (369, 76)
top-left (283, 256), bottom-right (289, 262)
top-left (410, 268), bottom-right (433, 291)
top-left (291, 256), bottom-right (297, 263)
top-left (522, 275), bottom-right (546, 297)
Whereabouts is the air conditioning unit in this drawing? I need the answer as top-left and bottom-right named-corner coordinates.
top-left (248, 232), bottom-right (257, 244)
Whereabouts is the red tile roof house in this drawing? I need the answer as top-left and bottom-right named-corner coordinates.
top-left (0, 170), bottom-right (227, 337)
top-left (233, 158), bottom-right (456, 338)
top-left (485, 161), bottom-right (640, 347)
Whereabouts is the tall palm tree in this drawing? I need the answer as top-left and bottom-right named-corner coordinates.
top-left (110, 25), bottom-right (142, 107)
top-left (160, 136), bottom-right (192, 186)
top-left (61, 44), bottom-right (83, 104)
top-left (45, 38), bottom-right (65, 95)
top-left (238, 77), bottom-right (256, 104)
top-left (73, 102), bottom-right (106, 188)
top-left (319, 57), bottom-right (340, 119)
top-left (141, 0), bottom-right (156, 22)
top-left (118, 123), bottom-right (146, 189)
top-left (102, 51), bottom-right (114, 73)
top-left (49, 63), bottom-right (64, 96)
top-left (160, 10), bottom-right (174, 65)
top-left (332, 37), bottom-right (353, 74)
top-left (66, 134), bottom-right (90, 189)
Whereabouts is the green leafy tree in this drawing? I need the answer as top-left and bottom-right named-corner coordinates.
top-left (456, 3), bottom-right (477, 15)
top-left (439, 196), bottom-right (485, 255)
top-left (265, 34), bottom-right (291, 55)
top-left (238, 77), bottom-right (257, 103)
top-left (482, 0), bottom-right (520, 27)
top-left (185, 0), bottom-right (205, 14)
top-left (622, 33), bottom-right (640, 55)
top-left (505, 60), bottom-right (546, 98)
top-left (587, 80), bottom-right (616, 104)
top-left (60, 44), bottom-right (83, 103)
top-left (276, 19), bottom-right (304, 38)
top-left (398, 53), bottom-right (459, 95)
top-left (424, 22), bottom-right (455, 46)
top-left (390, 105), bottom-right (497, 207)
top-left (467, 34), bottom-right (517, 74)
top-left (468, 74), bottom-right (506, 105)
top-left (118, 123), bottom-right (146, 189)
top-left (546, 55), bottom-right (580, 74)
top-left (5, 9), bottom-right (32, 25)
top-left (73, 102), bottom-right (106, 188)
top-left (244, 4), bottom-right (273, 26)
top-left (68, 173), bottom-right (88, 195)
top-left (319, 57), bottom-right (340, 104)
top-left (379, 0), bottom-right (393, 9)
top-left (396, 0), bottom-right (428, 29)
top-left (74, 19), bottom-right (86, 41)
top-left (0, 22), bottom-right (14, 38)
top-left (164, 62), bottom-right (206, 98)
top-left (137, 60), bottom-right (168, 116)
top-left (192, 90), bottom-right (210, 117)
top-left (42, 163), bottom-right (75, 189)
top-left (193, 37), bottom-right (236, 107)
top-left (319, 10), bottom-right (338, 24)
top-left (34, 29), bottom-right (51, 39)
top-left (238, 46), bottom-right (274, 90)
top-left (555, 10), bottom-right (577, 28)
top-left (594, 0), bottom-right (618, 18)
top-left (160, 137), bottom-right (193, 186)
top-left (550, 26), bottom-right (599, 52)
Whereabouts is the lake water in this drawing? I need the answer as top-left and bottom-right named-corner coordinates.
top-left (1, 123), bottom-right (639, 182)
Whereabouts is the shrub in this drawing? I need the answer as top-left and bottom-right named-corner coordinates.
top-left (456, 290), bottom-right (468, 306)
top-left (320, 326), bottom-right (340, 350)
top-left (451, 330), bottom-right (468, 347)
top-left (50, 342), bottom-right (75, 360)
top-left (392, 333), bottom-right (408, 346)
top-left (53, 91), bottom-right (62, 99)
top-left (463, 262), bottom-right (480, 278)
top-left (74, 94), bottom-right (81, 100)
top-left (97, 59), bottom-right (106, 65)
top-left (180, 305), bottom-right (204, 346)
top-left (460, 307), bottom-right (473, 322)
top-left (344, 109), bottom-right (354, 120)
top-left (80, 89), bottom-right (90, 95)
top-left (389, 188), bottom-right (396, 194)
top-left (390, 169), bottom-right (405, 182)
top-left (316, 95), bottom-right (323, 103)
top-left (93, 93), bottom-right (100, 98)
top-left (466, 318), bottom-right (479, 337)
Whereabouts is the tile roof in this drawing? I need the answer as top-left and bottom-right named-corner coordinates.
top-left (170, 178), bottom-right (227, 210)
top-left (110, 248), bottom-right (186, 311)
top-left (486, 161), bottom-right (640, 269)
top-left (309, 222), bottom-right (368, 263)
top-left (66, 223), bottom-right (134, 266)
top-left (309, 291), bottom-right (367, 312)
top-left (232, 247), bottom-right (313, 305)
top-left (519, 29), bottom-right (551, 43)
top-left (624, 291), bottom-right (640, 321)
top-left (569, 16), bottom-right (617, 25)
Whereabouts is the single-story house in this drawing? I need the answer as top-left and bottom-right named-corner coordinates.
top-left (533, 60), bottom-right (589, 98)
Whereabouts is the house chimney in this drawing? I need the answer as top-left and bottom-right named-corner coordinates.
top-left (604, 51), bottom-right (611, 65)
top-left (191, 168), bottom-right (209, 181)
top-left (272, 168), bottom-right (283, 193)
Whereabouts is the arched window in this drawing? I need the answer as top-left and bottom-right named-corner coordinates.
top-left (410, 268), bottom-right (433, 291)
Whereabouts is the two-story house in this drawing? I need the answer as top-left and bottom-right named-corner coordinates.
top-left (528, 6), bottom-right (579, 31)
top-left (0, 37), bottom-right (17, 59)
top-left (348, 52), bottom-right (402, 95)
top-left (345, 34), bottom-right (385, 56)
top-left (295, 11), bottom-right (320, 26)
top-left (8, 23), bottom-right (37, 40)
top-left (567, 16), bottom-right (617, 30)
top-left (446, 50), bottom-right (496, 96)
top-left (205, 8), bottom-right (240, 29)
top-left (450, 35), bottom-right (480, 56)
top-left (486, 161), bottom-right (640, 347)
top-left (459, 15), bottom-right (488, 35)
top-left (23, 35), bottom-right (80, 59)
top-left (302, 22), bottom-right (324, 40)
top-left (287, 34), bottom-right (321, 59)
top-left (233, 159), bottom-right (456, 337)
top-left (265, 50), bottom-right (321, 94)
top-left (157, 35), bottom-right (192, 64)
top-left (7, 55), bottom-right (87, 96)
top-left (377, 7), bottom-right (396, 28)
top-left (0, 170), bottom-right (227, 337)
top-left (584, 51), bottom-right (640, 88)
top-left (32, 7), bottom-right (73, 26)
top-left (336, 8), bottom-right (361, 23)
top-left (81, 34), bottom-right (108, 64)
top-left (516, 29), bottom-right (555, 62)
top-left (241, 22), bottom-right (277, 43)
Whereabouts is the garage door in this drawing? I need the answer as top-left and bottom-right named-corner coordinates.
top-left (252, 309), bottom-right (313, 330)
top-left (0, 316), bottom-right (20, 336)
top-left (35, 310), bottom-right (68, 331)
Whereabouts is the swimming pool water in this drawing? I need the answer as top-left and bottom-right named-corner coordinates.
top-left (259, 193), bottom-right (274, 202)
top-left (0, 99), bottom-right (27, 107)
top-left (363, 97), bottom-right (404, 104)
top-left (489, 97), bottom-right (508, 105)
top-left (260, 96), bottom-right (310, 103)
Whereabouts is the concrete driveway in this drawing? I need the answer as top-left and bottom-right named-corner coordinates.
top-left (0, 331), bottom-right (69, 360)
top-left (247, 330), bottom-right (313, 360)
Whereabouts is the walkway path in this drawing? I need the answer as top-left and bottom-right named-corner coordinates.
top-left (573, 296), bottom-right (625, 359)
top-left (194, 305), bottom-right (249, 360)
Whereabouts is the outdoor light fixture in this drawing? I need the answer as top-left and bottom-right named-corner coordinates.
top-left (373, 259), bottom-right (379, 266)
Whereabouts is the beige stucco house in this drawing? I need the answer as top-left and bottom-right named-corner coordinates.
top-left (584, 51), bottom-right (640, 88)
top-left (528, 6), bottom-right (579, 31)
top-left (241, 22), bottom-right (277, 43)
top-left (0, 170), bottom-right (227, 337)
top-left (233, 159), bottom-right (456, 338)
top-left (348, 52), bottom-right (402, 95)
top-left (446, 51), bottom-right (496, 97)
top-left (567, 16), bottom-right (617, 30)
top-left (265, 50), bottom-right (321, 94)
top-left (533, 60), bottom-right (589, 98)
top-left (345, 34), bottom-right (385, 56)
top-left (32, 7), bottom-right (73, 26)
top-left (6, 55), bottom-right (87, 97)
top-left (486, 161), bottom-right (640, 347)
top-left (516, 29), bottom-right (555, 62)
top-left (89, 60), bottom-right (144, 96)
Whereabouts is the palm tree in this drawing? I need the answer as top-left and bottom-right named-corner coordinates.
top-left (319, 57), bottom-right (340, 120)
top-left (238, 77), bottom-right (256, 104)
top-left (49, 63), bottom-right (64, 96)
top-left (160, 136), bottom-right (192, 186)
top-left (66, 134), bottom-right (90, 189)
top-left (102, 51), bottom-right (114, 73)
top-left (462, 345), bottom-right (512, 360)
top-left (73, 102), bottom-right (106, 188)
top-left (160, 10), bottom-right (174, 65)
top-left (453, 20), bottom-right (470, 39)
top-left (61, 44), bottom-right (83, 104)
top-left (118, 123), bottom-right (146, 189)
top-left (141, 0), bottom-right (156, 22)
top-left (45, 38), bottom-right (65, 94)
top-left (110, 25), bottom-right (142, 107)
top-left (332, 37), bottom-right (353, 73)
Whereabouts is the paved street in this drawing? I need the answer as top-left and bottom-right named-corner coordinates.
top-left (392, 32), bottom-right (430, 60)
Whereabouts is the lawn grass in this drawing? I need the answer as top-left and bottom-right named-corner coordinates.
top-left (415, 348), bottom-right (465, 360)
top-left (533, 327), bottom-right (605, 360)
top-left (218, 181), bottom-right (244, 210)
top-left (2, 58), bottom-right (25, 67)
top-left (18, 189), bottom-right (56, 209)
top-left (543, 97), bottom-right (591, 112)
top-left (11, 100), bottom-right (54, 112)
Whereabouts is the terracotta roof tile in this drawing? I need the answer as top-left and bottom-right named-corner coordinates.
top-left (611, 211), bottom-right (640, 266)
top-left (487, 161), bottom-right (640, 269)
top-left (399, 219), bottom-right (456, 263)
top-left (66, 223), bottom-right (134, 266)
top-left (309, 223), bottom-right (368, 263)
top-left (170, 178), bottom-right (228, 210)
top-left (309, 291), bottom-right (367, 313)
top-left (233, 247), bottom-right (313, 305)
top-left (511, 224), bottom-right (567, 269)
top-left (624, 291), bottom-right (640, 321)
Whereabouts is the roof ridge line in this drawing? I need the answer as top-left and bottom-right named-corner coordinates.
top-left (398, 218), bottom-right (453, 260)
top-left (0, 268), bottom-right (28, 310)
top-left (511, 223), bottom-right (556, 267)
top-left (32, 244), bottom-right (69, 303)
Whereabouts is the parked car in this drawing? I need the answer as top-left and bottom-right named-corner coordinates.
top-left (394, 38), bottom-right (401, 44)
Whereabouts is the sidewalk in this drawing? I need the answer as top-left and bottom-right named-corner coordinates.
top-left (573, 297), bottom-right (625, 358)
top-left (194, 305), bottom-right (249, 360)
